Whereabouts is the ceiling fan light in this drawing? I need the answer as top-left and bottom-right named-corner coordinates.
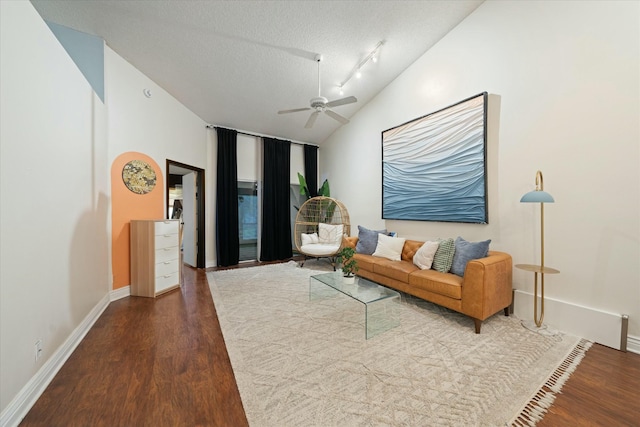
top-left (277, 56), bottom-right (357, 128)
top-left (356, 70), bottom-right (362, 79)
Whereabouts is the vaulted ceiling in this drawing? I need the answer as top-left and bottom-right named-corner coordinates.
top-left (31, 0), bottom-right (483, 144)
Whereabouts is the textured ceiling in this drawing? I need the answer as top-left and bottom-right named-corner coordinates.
top-left (31, 0), bottom-right (483, 144)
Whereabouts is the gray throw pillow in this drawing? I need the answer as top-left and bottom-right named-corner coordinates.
top-left (431, 238), bottom-right (455, 273)
top-left (450, 237), bottom-right (491, 277)
top-left (356, 225), bottom-right (387, 255)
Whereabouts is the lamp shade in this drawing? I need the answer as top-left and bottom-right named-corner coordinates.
top-left (520, 190), bottom-right (555, 203)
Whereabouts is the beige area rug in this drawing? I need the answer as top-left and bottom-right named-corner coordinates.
top-left (207, 262), bottom-right (591, 427)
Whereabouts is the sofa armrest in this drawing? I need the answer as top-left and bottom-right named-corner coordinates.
top-left (343, 236), bottom-right (358, 249)
top-left (461, 251), bottom-right (513, 320)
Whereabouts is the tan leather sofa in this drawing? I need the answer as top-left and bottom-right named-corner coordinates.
top-left (344, 237), bottom-right (513, 333)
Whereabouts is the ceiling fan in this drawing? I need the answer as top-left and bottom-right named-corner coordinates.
top-left (278, 54), bottom-right (357, 129)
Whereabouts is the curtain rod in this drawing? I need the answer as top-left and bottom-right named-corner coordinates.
top-left (205, 125), bottom-right (318, 147)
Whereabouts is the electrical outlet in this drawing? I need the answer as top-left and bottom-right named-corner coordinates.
top-left (35, 340), bottom-right (42, 362)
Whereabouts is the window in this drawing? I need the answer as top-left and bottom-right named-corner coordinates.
top-left (238, 181), bottom-right (258, 262)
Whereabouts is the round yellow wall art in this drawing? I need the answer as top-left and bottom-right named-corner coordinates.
top-left (122, 160), bottom-right (157, 194)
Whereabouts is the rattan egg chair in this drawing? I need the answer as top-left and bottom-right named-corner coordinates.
top-left (294, 196), bottom-right (351, 269)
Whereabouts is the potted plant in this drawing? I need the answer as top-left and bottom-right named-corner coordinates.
top-left (295, 173), bottom-right (335, 223)
top-left (337, 246), bottom-right (359, 284)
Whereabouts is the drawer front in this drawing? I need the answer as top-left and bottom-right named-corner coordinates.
top-left (155, 233), bottom-right (179, 250)
top-left (155, 271), bottom-right (179, 293)
top-left (155, 246), bottom-right (179, 263)
top-left (155, 259), bottom-right (179, 277)
top-left (154, 220), bottom-right (178, 236)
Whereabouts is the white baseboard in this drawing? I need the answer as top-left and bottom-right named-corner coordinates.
top-left (110, 285), bottom-right (130, 301)
top-left (0, 293), bottom-right (111, 427)
top-left (627, 335), bottom-right (640, 355)
top-left (514, 289), bottom-right (630, 351)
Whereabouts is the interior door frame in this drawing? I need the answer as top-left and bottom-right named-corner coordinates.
top-left (166, 159), bottom-right (206, 268)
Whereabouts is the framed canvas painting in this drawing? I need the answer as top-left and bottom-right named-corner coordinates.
top-left (381, 92), bottom-right (488, 224)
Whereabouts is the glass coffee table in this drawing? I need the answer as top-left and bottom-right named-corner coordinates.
top-left (309, 272), bottom-right (401, 339)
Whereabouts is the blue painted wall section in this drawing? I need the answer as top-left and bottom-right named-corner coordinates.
top-left (46, 21), bottom-right (105, 102)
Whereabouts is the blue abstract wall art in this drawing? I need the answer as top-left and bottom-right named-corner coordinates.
top-left (382, 92), bottom-right (488, 223)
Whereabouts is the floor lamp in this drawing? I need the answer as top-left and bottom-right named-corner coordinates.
top-left (516, 170), bottom-right (559, 334)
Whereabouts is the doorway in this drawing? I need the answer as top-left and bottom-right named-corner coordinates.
top-left (166, 160), bottom-right (205, 268)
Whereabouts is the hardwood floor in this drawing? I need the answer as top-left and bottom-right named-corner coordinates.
top-left (20, 265), bottom-right (247, 427)
top-left (537, 342), bottom-right (640, 427)
top-left (21, 262), bottom-right (640, 426)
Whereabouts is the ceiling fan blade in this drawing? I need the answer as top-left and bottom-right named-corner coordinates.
top-left (326, 96), bottom-right (357, 108)
top-left (325, 109), bottom-right (349, 125)
top-left (278, 107), bottom-right (312, 114)
top-left (305, 111), bottom-right (320, 128)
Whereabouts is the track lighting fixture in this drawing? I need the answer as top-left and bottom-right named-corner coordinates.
top-left (338, 40), bottom-right (384, 93)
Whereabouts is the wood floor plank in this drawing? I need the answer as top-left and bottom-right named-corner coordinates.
top-left (19, 260), bottom-right (640, 426)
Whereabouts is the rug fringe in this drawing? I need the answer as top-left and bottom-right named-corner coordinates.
top-left (510, 338), bottom-right (593, 427)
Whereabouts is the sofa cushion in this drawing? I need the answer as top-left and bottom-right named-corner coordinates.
top-left (450, 237), bottom-right (491, 277)
top-left (413, 241), bottom-right (440, 270)
top-left (409, 269), bottom-right (463, 300)
top-left (353, 253), bottom-right (379, 271)
top-left (432, 238), bottom-right (455, 273)
top-left (401, 240), bottom-right (425, 262)
top-left (372, 234), bottom-right (406, 261)
top-left (373, 259), bottom-right (419, 283)
top-left (318, 223), bottom-right (343, 246)
top-left (355, 225), bottom-right (387, 254)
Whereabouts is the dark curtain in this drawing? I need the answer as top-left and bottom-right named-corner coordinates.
top-left (304, 144), bottom-right (319, 197)
top-left (261, 138), bottom-right (293, 261)
top-left (215, 127), bottom-right (239, 267)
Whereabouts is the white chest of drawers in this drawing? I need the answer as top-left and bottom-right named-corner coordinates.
top-left (130, 219), bottom-right (181, 297)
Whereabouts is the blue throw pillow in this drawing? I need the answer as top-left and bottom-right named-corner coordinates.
top-left (450, 237), bottom-right (491, 277)
top-left (355, 225), bottom-right (387, 255)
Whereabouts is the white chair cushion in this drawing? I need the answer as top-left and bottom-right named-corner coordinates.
top-left (301, 232), bottom-right (319, 246)
top-left (318, 223), bottom-right (343, 247)
top-left (300, 243), bottom-right (340, 256)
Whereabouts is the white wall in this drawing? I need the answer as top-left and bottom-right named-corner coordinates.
top-left (321, 1), bottom-right (640, 341)
top-left (105, 45), bottom-right (209, 270)
top-left (290, 143), bottom-right (305, 185)
top-left (0, 0), bottom-right (109, 414)
top-left (237, 134), bottom-right (261, 182)
top-left (106, 48), bottom-right (208, 170)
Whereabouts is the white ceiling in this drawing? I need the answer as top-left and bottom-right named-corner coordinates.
top-left (30, 0), bottom-right (483, 145)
